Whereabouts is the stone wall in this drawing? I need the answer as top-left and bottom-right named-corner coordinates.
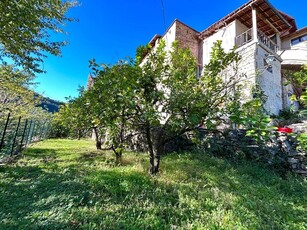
top-left (236, 43), bottom-right (257, 101)
top-left (175, 20), bottom-right (201, 65)
top-left (256, 45), bottom-right (283, 114)
top-left (236, 43), bottom-right (284, 115)
top-left (276, 133), bottom-right (307, 177)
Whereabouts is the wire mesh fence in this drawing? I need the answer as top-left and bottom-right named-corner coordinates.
top-left (0, 113), bottom-right (51, 160)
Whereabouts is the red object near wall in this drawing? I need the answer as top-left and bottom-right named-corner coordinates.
top-left (278, 127), bottom-right (293, 133)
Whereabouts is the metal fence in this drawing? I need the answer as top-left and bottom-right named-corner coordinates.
top-left (0, 113), bottom-right (51, 159)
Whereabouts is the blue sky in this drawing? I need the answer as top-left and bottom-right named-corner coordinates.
top-left (34, 0), bottom-right (307, 102)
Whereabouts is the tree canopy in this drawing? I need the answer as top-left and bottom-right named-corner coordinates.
top-left (0, 0), bottom-right (77, 126)
top-left (0, 0), bottom-right (77, 74)
top-left (58, 40), bottom-right (252, 174)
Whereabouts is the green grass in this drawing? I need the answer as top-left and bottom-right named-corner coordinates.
top-left (0, 139), bottom-right (306, 229)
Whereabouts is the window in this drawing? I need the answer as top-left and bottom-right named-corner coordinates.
top-left (264, 58), bottom-right (272, 73)
top-left (301, 35), bottom-right (307, 42)
top-left (291, 34), bottom-right (307, 46)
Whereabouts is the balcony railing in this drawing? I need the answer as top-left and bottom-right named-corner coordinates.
top-left (235, 29), bottom-right (278, 53)
top-left (257, 30), bottom-right (278, 53)
top-left (235, 28), bottom-right (253, 48)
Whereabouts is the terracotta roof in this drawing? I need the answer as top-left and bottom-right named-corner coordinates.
top-left (281, 27), bottom-right (307, 40)
top-left (200, 0), bottom-right (293, 39)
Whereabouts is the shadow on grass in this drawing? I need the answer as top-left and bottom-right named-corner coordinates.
top-left (0, 142), bottom-right (306, 229)
top-left (78, 151), bottom-right (107, 163)
top-left (0, 164), bottom-right (90, 229)
top-left (0, 162), bottom-right (179, 229)
top-left (22, 147), bottom-right (58, 159)
top-left (160, 151), bottom-right (307, 229)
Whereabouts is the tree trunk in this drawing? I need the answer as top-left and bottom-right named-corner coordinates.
top-left (111, 145), bottom-right (123, 164)
top-left (145, 126), bottom-right (155, 174)
top-left (96, 140), bottom-right (102, 150)
top-left (152, 143), bottom-right (162, 174)
top-left (93, 127), bottom-right (102, 150)
top-left (145, 126), bottom-right (163, 175)
top-left (115, 152), bottom-right (122, 164)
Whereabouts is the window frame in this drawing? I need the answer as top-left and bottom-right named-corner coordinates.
top-left (291, 34), bottom-right (307, 46)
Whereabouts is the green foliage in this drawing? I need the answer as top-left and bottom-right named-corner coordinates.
top-left (135, 44), bottom-right (152, 65)
top-left (87, 59), bottom-right (140, 153)
top-left (228, 81), bottom-right (272, 142)
top-left (64, 40), bottom-right (248, 173)
top-left (0, 139), bottom-right (305, 229)
top-left (133, 40), bottom-right (246, 173)
top-left (278, 109), bottom-right (299, 120)
top-left (270, 109), bottom-right (301, 127)
top-left (0, 64), bottom-right (53, 133)
top-left (0, 0), bottom-right (76, 134)
top-left (0, 0), bottom-right (77, 74)
top-left (294, 65), bottom-right (307, 110)
top-left (285, 65), bottom-right (307, 152)
top-left (297, 133), bottom-right (307, 152)
top-left (0, 65), bottom-right (37, 117)
top-left (284, 64), bottom-right (307, 110)
top-left (242, 99), bottom-right (272, 141)
top-left (53, 93), bottom-right (92, 139)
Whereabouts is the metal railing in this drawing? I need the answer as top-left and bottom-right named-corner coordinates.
top-left (235, 29), bottom-right (278, 53)
top-left (0, 113), bottom-right (51, 158)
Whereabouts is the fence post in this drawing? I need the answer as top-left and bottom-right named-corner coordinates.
top-left (11, 116), bottom-right (21, 156)
top-left (25, 120), bottom-right (33, 147)
top-left (43, 123), bottom-right (51, 139)
top-left (29, 121), bottom-right (36, 144)
top-left (19, 119), bottom-right (28, 151)
top-left (31, 121), bottom-right (37, 143)
top-left (0, 112), bottom-right (11, 152)
top-left (37, 121), bottom-right (42, 141)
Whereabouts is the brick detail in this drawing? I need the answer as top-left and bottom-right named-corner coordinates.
top-left (175, 21), bottom-right (201, 65)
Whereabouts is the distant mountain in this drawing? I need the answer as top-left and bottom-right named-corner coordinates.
top-left (36, 95), bottom-right (63, 113)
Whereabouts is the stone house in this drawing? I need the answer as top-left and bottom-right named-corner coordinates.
top-left (145, 0), bottom-right (307, 115)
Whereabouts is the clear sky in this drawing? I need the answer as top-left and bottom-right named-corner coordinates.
top-left (34, 0), bottom-right (307, 102)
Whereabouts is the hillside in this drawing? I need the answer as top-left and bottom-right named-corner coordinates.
top-left (36, 95), bottom-right (63, 113)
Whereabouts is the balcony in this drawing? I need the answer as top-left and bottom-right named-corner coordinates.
top-left (235, 29), bottom-right (278, 53)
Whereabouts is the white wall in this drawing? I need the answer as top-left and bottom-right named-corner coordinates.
top-left (162, 21), bottom-right (177, 52)
top-left (235, 20), bottom-right (249, 38)
top-left (202, 21), bottom-right (238, 65)
top-left (281, 37), bottom-right (307, 50)
top-left (281, 33), bottom-right (307, 65)
top-left (202, 20), bottom-right (250, 65)
top-left (140, 22), bottom-right (177, 67)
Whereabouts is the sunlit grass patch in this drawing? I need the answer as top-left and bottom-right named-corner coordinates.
top-left (0, 139), bottom-right (306, 229)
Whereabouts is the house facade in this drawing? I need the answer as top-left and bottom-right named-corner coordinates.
top-left (146, 0), bottom-right (307, 115)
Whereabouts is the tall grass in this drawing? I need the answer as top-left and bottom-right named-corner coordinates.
top-left (0, 139), bottom-right (306, 229)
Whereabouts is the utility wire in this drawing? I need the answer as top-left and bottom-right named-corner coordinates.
top-left (160, 0), bottom-right (167, 31)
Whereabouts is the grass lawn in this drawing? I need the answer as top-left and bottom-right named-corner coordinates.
top-left (0, 139), bottom-right (306, 229)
